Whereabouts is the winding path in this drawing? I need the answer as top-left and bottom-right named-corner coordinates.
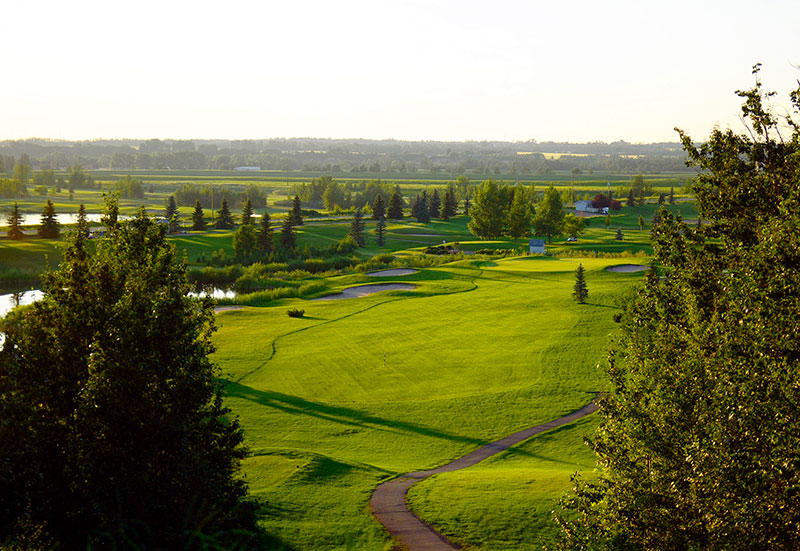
top-left (370, 397), bottom-right (599, 550)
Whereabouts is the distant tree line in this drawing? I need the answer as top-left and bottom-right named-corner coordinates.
top-left (0, 137), bottom-right (693, 175)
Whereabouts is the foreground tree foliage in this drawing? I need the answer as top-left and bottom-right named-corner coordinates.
top-left (0, 211), bottom-right (265, 550)
top-left (554, 68), bottom-right (800, 551)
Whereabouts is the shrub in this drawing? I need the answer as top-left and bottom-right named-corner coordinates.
top-left (287, 308), bottom-right (305, 318)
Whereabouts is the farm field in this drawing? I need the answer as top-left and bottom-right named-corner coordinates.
top-left (212, 255), bottom-right (647, 550)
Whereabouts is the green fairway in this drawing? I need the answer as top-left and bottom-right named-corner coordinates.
top-left (407, 415), bottom-right (601, 550)
top-left (212, 256), bottom-right (646, 549)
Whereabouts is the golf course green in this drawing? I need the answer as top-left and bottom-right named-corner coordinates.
top-left (212, 255), bottom-right (645, 549)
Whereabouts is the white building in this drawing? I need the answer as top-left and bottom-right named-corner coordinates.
top-left (529, 239), bottom-right (546, 254)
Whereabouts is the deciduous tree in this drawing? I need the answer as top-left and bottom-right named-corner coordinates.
top-left (555, 67), bottom-right (800, 551)
top-left (532, 184), bottom-right (564, 243)
top-left (468, 180), bottom-right (506, 239)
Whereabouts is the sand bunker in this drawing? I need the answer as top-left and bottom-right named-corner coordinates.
top-left (315, 283), bottom-right (417, 300)
top-left (366, 268), bottom-right (418, 277)
top-left (606, 264), bottom-right (649, 273)
top-left (214, 306), bottom-right (244, 313)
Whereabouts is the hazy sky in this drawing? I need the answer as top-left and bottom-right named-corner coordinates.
top-left (4, 0), bottom-right (798, 143)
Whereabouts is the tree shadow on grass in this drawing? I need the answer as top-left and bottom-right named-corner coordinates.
top-left (224, 380), bottom-right (493, 449)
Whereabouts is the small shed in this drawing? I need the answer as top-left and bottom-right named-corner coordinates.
top-left (529, 239), bottom-right (546, 254)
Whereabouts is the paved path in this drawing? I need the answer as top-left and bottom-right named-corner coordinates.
top-left (370, 397), bottom-right (599, 550)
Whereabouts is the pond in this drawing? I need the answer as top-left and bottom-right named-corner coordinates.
top-left (1, 288), bottom-right (235, 319)
top-left (12, 213), bottom-right (126, 226)
top-left (0, 290), bottom-right (44, 318)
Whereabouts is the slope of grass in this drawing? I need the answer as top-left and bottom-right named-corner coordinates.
top-left (407, 415), bottom-right (601, 550)
top-left (212, 256), bottom-right (645, 550)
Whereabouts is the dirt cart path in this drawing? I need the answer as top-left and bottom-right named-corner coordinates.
top-left (370, 397), bottom-right (599, 550)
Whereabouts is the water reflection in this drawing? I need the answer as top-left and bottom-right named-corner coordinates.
top-left (0, 290), bottom-right (44, 318)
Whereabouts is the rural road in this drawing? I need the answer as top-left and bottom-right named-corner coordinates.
top-left (370, 397), bottom-right (599, 550)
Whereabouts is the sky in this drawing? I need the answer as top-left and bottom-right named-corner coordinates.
top-left (3, 0), bottom-right (798, 143)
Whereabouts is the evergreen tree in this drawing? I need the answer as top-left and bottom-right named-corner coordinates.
top-left (191, 200), bottom-right (206, 230)
top-left (532, 184), bottom-right (565, 243)
top-left (279, 215), bottom-right (295, 252)
top-left (669, 186), bottom-right (675, 204)
top-left (627, 187), bottom-right (636, 207)
top-left (638, 214), bottom-right (645, 230)
top-left (464, 196), bottom-right (471, 216)
top-left (0, 210), bottom-right (263, 549)
top-left (165, 195), bottom-right (180, 233)
top-left (376, 216), bottom-right (386, 246)
top-left (241, 198), bottom-right (254, 225)
top-left (387, 191), bottom-right (404, 219)
top-left (605, 213), bottom-right (611, 227)
top-left (372, 194), bottom-right (386, 220)
top-left (349, 207), bottom-right (366, 247)
top-left (504, 184), bottom-right (534, 241)
top-left (439, 194), bottom-right (451, 221)
top-left (572, 263), bottom-right (588, 304)
top-left (214, 199), bottom-right (234, 229)
top-left (413, 192), bottom-right (430, 223)
top-left (615, 227), bottom-right (624, 240)
top-left (258, 210), bottom-right (273, 255)
top-left (290, 195), bottom-right (303, 225)
top-left (38, 199), bottom-right (60, 239)
top-left (6, 202), bottom-right (24, 240)
top-left (429, 189), bottom-right (441, 219)
top-left (444, 185), bottom-right (459, 218)
top-left (233, 224), bottom-right (259, 264)
top-left (76, 204), bottom-right (88, 238)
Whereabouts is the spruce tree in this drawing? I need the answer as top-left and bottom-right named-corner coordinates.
top-left (429, 189), bottom-right (441, 219)
top-left (604, 213), bottom-right (611, 227)
top-left (349, 207), bottom-right (366, 247)
top-left (165, 196), bottom-right (180, 233)
top-left (241, 198), bottom-right (254, 225)
top-left (279, 215), bottom-right (295, 252)
top-left (214, 199), bottom-right (234, 229)
top-left (572, 263), bottom-right (588, 304)
top-left (464, 196), bottom-right (471, 216)
top-left (415, 191), bottom-right (431, 223)
top-left (38, 199), bottom-right (60, 239)
top-left (7, 202), bottom-right (24, 240)
top-left (258, 210), bottom-right (273, 255)
top-left (387, 191), bottom-right (404, 219)
top-left (372, 194), bottom-right (386, 220)
top-left (290, 195), bottom-right (303, 225)
top-left (191, 200), bottom-right (206, 230)
top-left (376, 215), bottom-right (386, 246)
top-left (638, 214), bottom-right (645, 230)
top-left (77, 204), bottom-right (88, 238)
top-left (445, 185), bottom-right (459, 217)
top-left (439, 195), bottom-right (450, 221)
top-left (669, 186), bottom-right (675, 204)
top-left (615, 227), bottom-right (624, 240)
top-left (410, 195), bottom-right (420, 220)
top-left (0, 210), bottom-right (263, 549)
